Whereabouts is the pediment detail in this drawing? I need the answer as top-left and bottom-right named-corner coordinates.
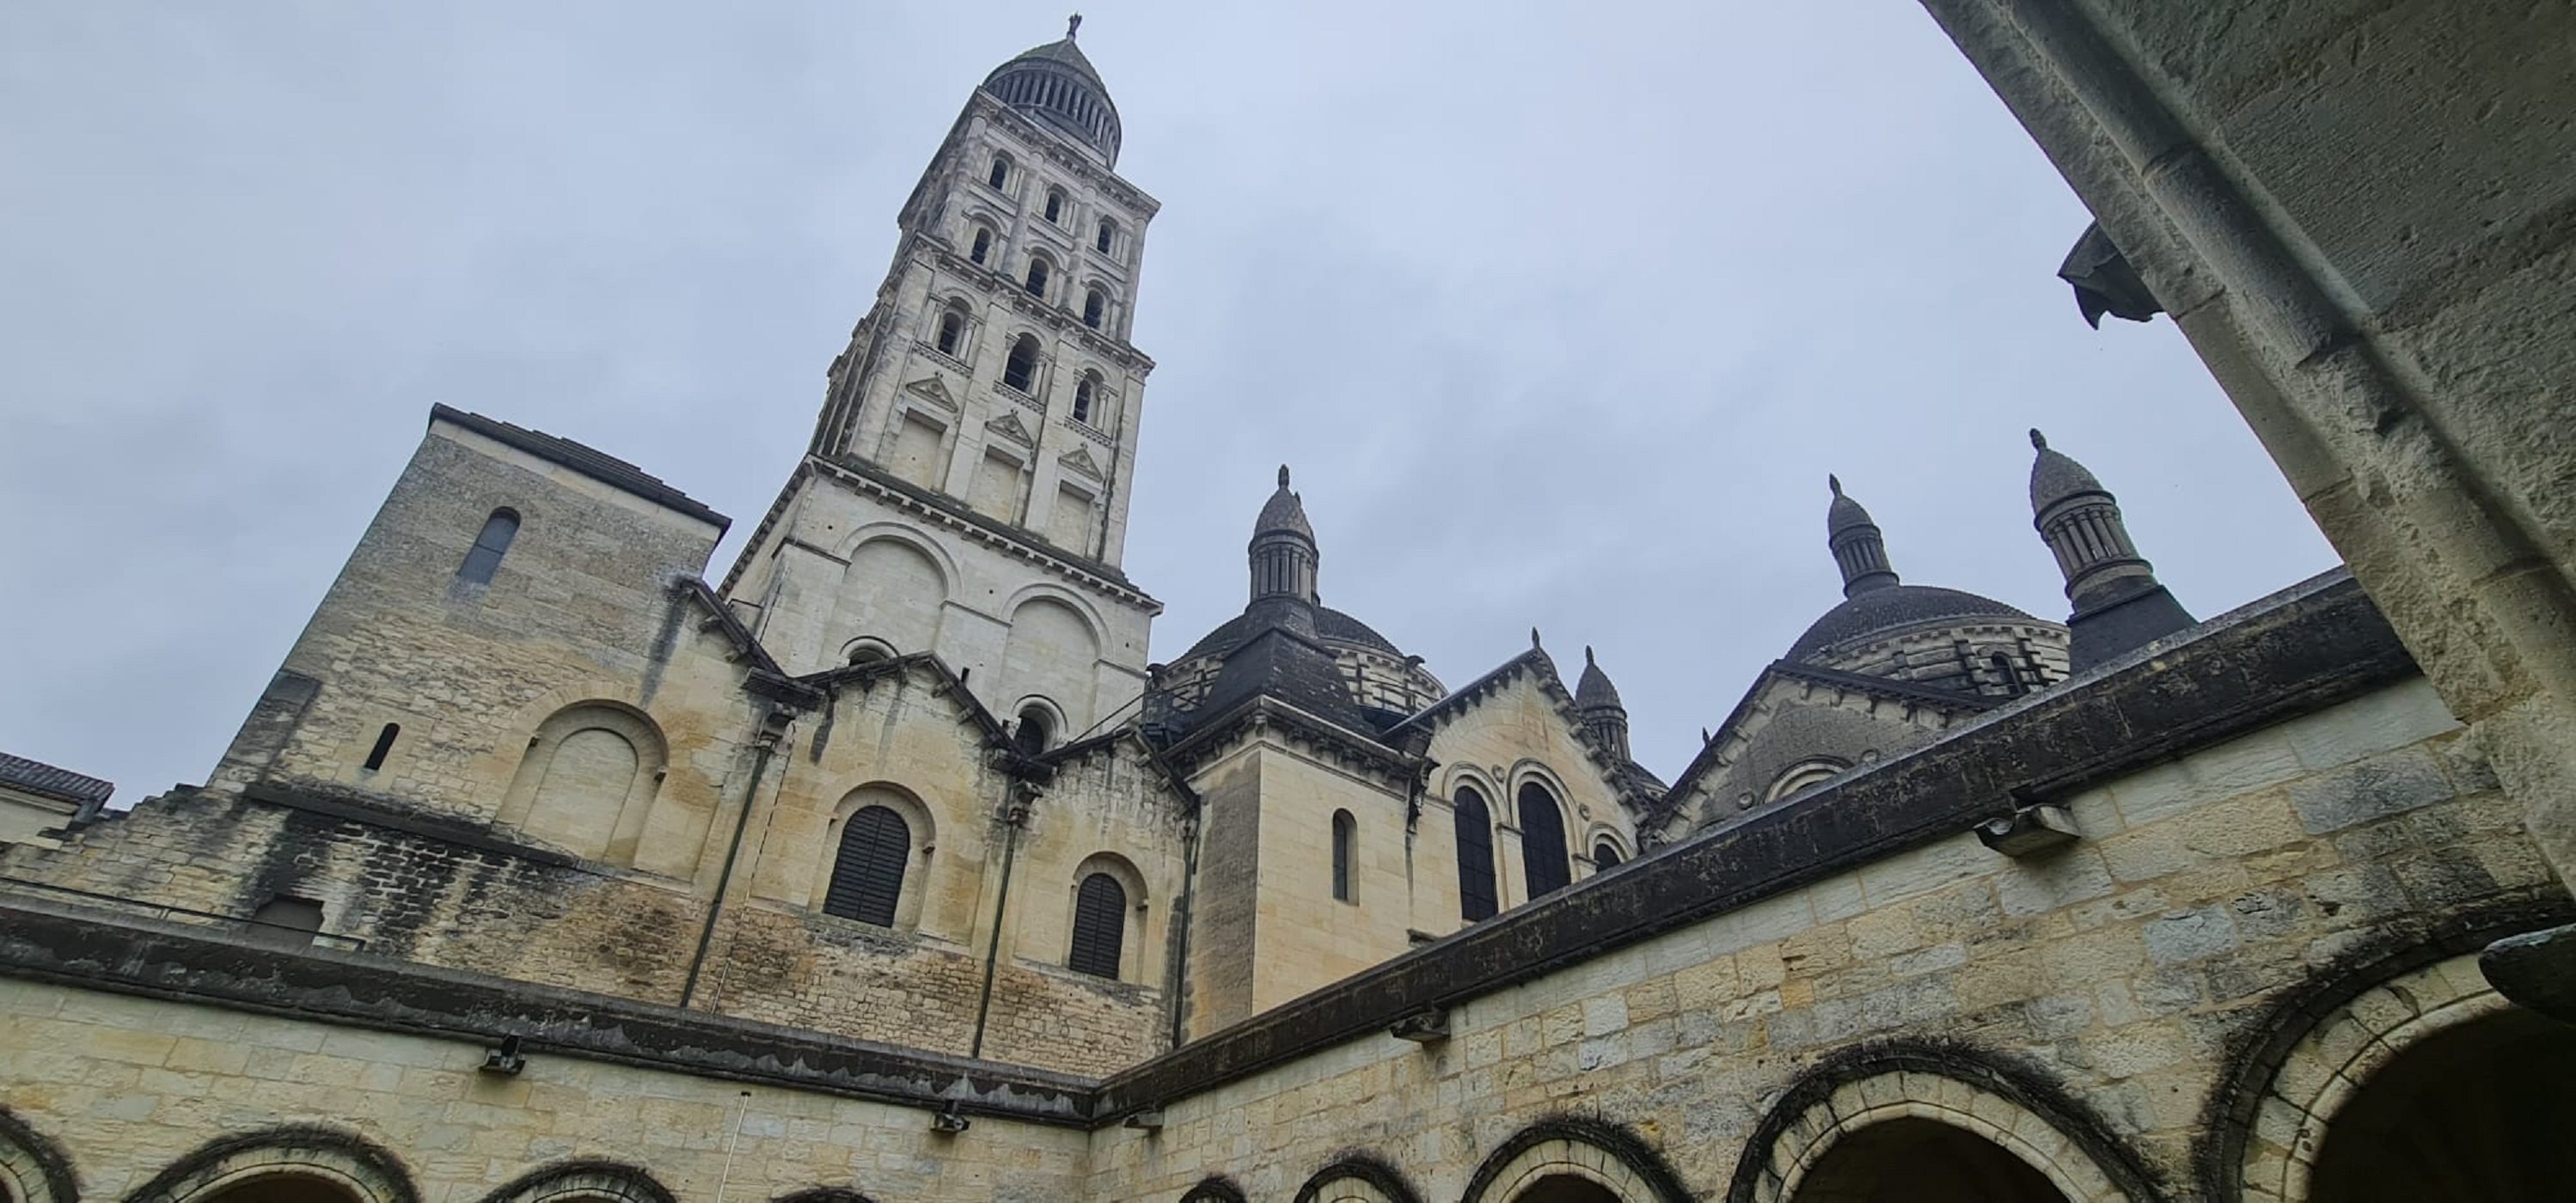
top-left (986, 412), bottom-right (1035, 446)
top-left (904, 376), bottom-right (958, 411)
top-left (1059, 446), bottom-right (1104, 480)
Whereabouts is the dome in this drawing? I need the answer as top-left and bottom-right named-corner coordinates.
top-left (1254, 465), bottom-right (1314, 541)
top-left (1826, 475), bottom-right (1875, 535)
top-left (1178, 607), bottom-right (1404, 663)
top-left (1786, 584), bottom-right (2038, 662)
top-left (1575, 646), bottom-right (1625, 712)
top-left (2028, 429), bottom-right (2107, 512)
top-left (982, 22), bottom-right (1123, 164)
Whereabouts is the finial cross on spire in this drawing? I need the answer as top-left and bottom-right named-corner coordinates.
top-left (1067, 13), bottom-right (1082, 39)
top-left (1277, 464), bottom-right (1291, 488)
top-left (2030, 428), bottom-right (2049, 450)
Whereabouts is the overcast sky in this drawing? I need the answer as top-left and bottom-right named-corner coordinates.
top-left (0, 3), bottom-right (2338, 804)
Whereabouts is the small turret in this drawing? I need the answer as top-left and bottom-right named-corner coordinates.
top-left (2028, 430), bottom-right (2195, 669)
top-left (1575, 646), bottom-right (1631, 760)
top-left (1826, 475), bottom-right (1899, 597)
top-left (1246, 465), bottom-right (1319, 635)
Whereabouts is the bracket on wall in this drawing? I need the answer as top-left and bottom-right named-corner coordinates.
top-left (1974, 803), bottom-right (2080, 857)
top-left (1389, 1006), bottom-right (1450, 1043)
top-left (480, 1034), bottom-right (527, 1076)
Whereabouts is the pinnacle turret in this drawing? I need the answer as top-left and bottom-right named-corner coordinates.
top-left (1825, 476), bottom-right (1899, 596)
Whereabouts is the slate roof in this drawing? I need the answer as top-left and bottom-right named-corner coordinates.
top-left (0, 752), bottom-right (113, 806)
top-left (1178, 607), bottom-right (1404, 663)
top-left (987, 35), bottom-right (1108, 94)
top-left (1574, 647), bottom-right (1624, 711)
top-left (2028, 428), bottom-right (2107, 512)
top-left (430, 405), bottom-right (729, 530)
top-left (1785, 584), bottom-right (2039, 661)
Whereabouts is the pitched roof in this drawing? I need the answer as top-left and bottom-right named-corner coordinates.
top-left (0, 752), bottom-right (113, 806)
top-left (430, 404), bottom-right (728, 530)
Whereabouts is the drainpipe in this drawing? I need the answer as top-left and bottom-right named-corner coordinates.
top-left (682, 708), bottom-right (792, 1009)
top-left (967, 779), bottom-right (1035, 1059)
top-left (1164, 805), bottom-right (1202, 1050)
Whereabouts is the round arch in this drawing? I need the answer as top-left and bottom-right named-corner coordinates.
top-left (1462, 1116), bottom-right (1692, 1203)
top-left (1724, 1044), bottom-right (2157, 1203)
top-left (1000, 582), bottom-right (1111, 645)
top-left (833, 525), bottom-right (959, 596)
top-left (1438, 765), bottom-right (1507, 817)
top-left (810, 782), bottom-right (940, 932)
top-left (494, 699), bottom-right (670, 865)
top-left (1291, 1153), bottom-right (1422, 1203)
top-left (125, 1126), bottom-right (419, 1203)
top-left (1178, 1176), bottom-right (1248, 1203)
top-left (1505, 760), bottom-right (1579, 818)
top-left (475, 1160), bottom-right (676, 1203)
top-left (1011, 694), bottom-right (1069, 752)
top-left (0, 1104), bottom-right (77, 1203)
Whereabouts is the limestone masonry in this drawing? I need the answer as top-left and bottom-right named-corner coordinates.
top-left (5, 10), bottom-right (2574, 1202)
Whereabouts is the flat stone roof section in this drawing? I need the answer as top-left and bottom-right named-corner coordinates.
top-left (0, 751), bottom-right (112, 806)
top-left (429, 404), bottom-right (729, 530)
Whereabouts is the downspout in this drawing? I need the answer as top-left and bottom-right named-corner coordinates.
top-left (1164, 800), bottom-right (1202, 1051)
top-left (682, 707), bottom-right (791, 1009)
top-left (967, 779), bottom-right (1035, 1060)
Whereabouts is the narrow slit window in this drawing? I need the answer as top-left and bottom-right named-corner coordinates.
top-left (456, 509), bottom-right (519, 585)
top-left (1068, 872), bottom-right (1126, 978)
top-left (362, 723), bottom-right (400, 772)
top-left (1331, 809), bottom-right (1355, 902)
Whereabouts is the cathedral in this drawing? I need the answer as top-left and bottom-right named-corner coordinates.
top-left (4, 16), bottom-right (2575, 1203)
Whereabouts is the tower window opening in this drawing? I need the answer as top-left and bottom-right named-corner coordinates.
top-left (1095, 218), bottom-right (1116, 254)
top-left (987, 154), bottom-right (1011, 191)
top-left (1002, 334), bottom-right (1039, 393)
top-left (1015, 705), bottom-right (1054, 755)
top-left (969, 227), bottom-right (993, 265)
top-left (1331, 809), bottom-right (1355, 902)
top-left (456, 508), bottom-right (519, 586)
top-left (1044, 189), bottom-right (1066, 224)
top-left (1082, 289), bottom-right (1105, 329)
top-left (1073, 374), bottom-right (1098, 424)
top-left (1068, 872), bottom-right (1126, 978)
top-left (362, 723), bottom-right (400, 772)
top-left (933, 304), bottom-right (967, 356)
top-left (1025, 256), bottom-right (1049, 298)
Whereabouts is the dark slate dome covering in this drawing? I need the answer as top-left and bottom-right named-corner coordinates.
top-left (982, 24), bottom-right (1123, 165)
top-left (1786, 584), bottom-right (2037, 661)
top-left (2028, 428), bottom-right (2107, 511)
top-left (1575, 646), bottom-right (1625, 711)
top-left (1180, 607), bottom-right (1404, 663)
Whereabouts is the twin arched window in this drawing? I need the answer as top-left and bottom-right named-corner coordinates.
top-left (824, 804), bottom-right (910, 926)
top-left (1072, 373), bottom-right (1098, 424)
top-left (1025, 256), bottom-right (1050, 298)
top-left (933, 303), bottom-right (968, 357)
top-left (1082, 288), bottom-right (1106, 329)
top-left (1002, 334), bottom-right (1039, 393)
top-left (1454, 786), bottom-right (1497, 922)
top-left (1520, 783), bottom-right (1572, 898)
top-left (1068, 872), bottom-right (1126, 977)
top-left (457, 508), bottom-right (518, 585)
top-left (1331, 809), bottom-right (1355, 902)
top-left (987, 154), bottom-right (1011, 191)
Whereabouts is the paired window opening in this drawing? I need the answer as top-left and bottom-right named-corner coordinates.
top-left (1081, 288), bottom-right (1106, 329)
top-left (824, 804), bottom-right (909, 927)
top-left (1025, 257), bottom-right (1050, 298)
top-left (934, 303), bottom-right (968, 356)
top-left (1454, 786), bottom-right (1498, 921)
top-left (987, 155), bottom-right (1011, 190)
top-left (362, 723), bottom-right (399, 772)
top-left (1519, 783), bottom-right (1572, 898)
top-left (1331, 809), bottom-right (1355, 902)
top-left (1068, 872), bottom-right (1126, 978)
top-left (456, 508), bottom-right (519, 586)
top-left (969, 228), bottom-right (994, 266)
top-left (1002, 334), bottom-right (1039, 393)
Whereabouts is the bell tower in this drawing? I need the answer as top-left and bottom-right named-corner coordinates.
top-left (723, 21), bottom-right (1162, 737)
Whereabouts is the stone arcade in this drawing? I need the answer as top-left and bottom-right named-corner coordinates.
top-left (5, 13), bottom-right (2576, 1203)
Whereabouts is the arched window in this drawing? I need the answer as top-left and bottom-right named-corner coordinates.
top-left (1024, 256), bottom-right (1050, 298)
top-left (987, 154), bottom-right (1011, 190)
top-left (361, 723), bottom-right (399, 772)
top-left (1594, 840), bottom-right (1623, 869)
top-left (1454, 786), bottom-right (1498, 921)
top-left (499, 703), bottom-right (668, 864)
top-left (1002, 334), bottom-right (1039, 392)
top-left (1519, 782), bottom-right (1571, 898)
top-left (456, 508), bottom-right (519, 585)
top-left (969, 227), bottom-right (994, 265)
top-left (1082, 288), bottom-right (1105, 329)
top-left (1073, 373), bottom-right (1098, 424)
top-left (1043, 188), bottom-right (1066, 223)
top-left (933, 303), bottom-right (967, 356)
top-left (1095, 217), bottom-right (1116, 254)
top-left (1331, 809), bottom-right (1355, 901)
top-left (1992, 652), bottom-right (2027, 694)
top-left (1068, 872), bottom-right (1126, 978)
top-left (1015, 705), bottom-right (1053, 755)
top-left (823, 804), bottom-right (909, 926)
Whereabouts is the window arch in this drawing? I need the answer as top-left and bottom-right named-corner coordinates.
top-left (1043, 188), bottom-right (1066, 224)
top-left (1082, 288), bottom-right (1106, 329)
top-left (969, 226), bottom-right (994, 266)
top-left (1767, 757), bottom-right (1851, 803)
top-left (1331, 809), bottom-right (1356, 902)
top-left (843, 637), bottom-right (896, 665)
top-left (1068, 871), bottom-right (1127, 978)
top-left (1518, 782), bottom-right (1571, 898)
top-left (1095, 217), bottom-right (1117, 254)
top-left (1593, 839), bottom-right (1623, 870)
top-left (496, 702), bottom-right (668, 864)
top-left (1072, 372), bottom-right (1099, 424)
top-left (456, 508), bottom-right (518, 585)
top-left (1024, 255), bottom-right (1050, 298)
top-left (933, 302), bottom-right (968, 357)
top-left (1991, 651), bottom-right (2028, 694)
top-left (1453, 785), bottom-right (1498, 921)
top-left (824, 804), bottom-right (909, 926)
top-left (1002, 334), bottom-right (1039, 393)
top-left (987, 154), bottom-right (1011, 191)
top-left (1015, 704), bottom-right (1055, 755)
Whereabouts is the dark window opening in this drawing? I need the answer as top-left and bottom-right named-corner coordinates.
top-left (1331, 809), bottom-right (1355, 901)
top-left (935, 307), bottom-right (966, 356)
top-left (1068, 872), bottom-right (1126, 978)
top-left (1992, 652), bottom-right (2027, 695)
top-left (1454, 786), bottom-right (1497, 921)
top-left (1594, 840), bottom-right (1623, 870)
top-left (1044, 190), bottom-right (1065, 223)
top-left (1073, 376), bottom-right (1096, 424)
top-left (1025, 257), bottom-right (1049, 297)
top-left (1082, 289), bottom-right (1105, 329)
top-left (1015, 706), bottom-right (1053, 755)
top-left (1095, 218), bottom-right (1116, 253)
top-left (1002, 335), bottom-right (1039, 392)
top-left (362, 723), bottom-right (399, 772)
top-left (823, 804), bottom-right (910, 927)
top-left (246, 895), bottom-right (325, 950)
top-left (456, 508), bottom-right (519, 585)
top-left (970, 228), bottom-right (993, 265)
top-left (1519, 783), bottom-right (1572, 897)
top-left (988, 156), bottom-right (1010, 190)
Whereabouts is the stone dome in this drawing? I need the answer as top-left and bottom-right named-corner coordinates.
top-left (1786, 584), bottom-right (2039, 662)
top-left (1575, 646), bottom-right (1625, 711)
top-left (1178, 607), bottom-right (1404, 663)
top-left (2028, 428), bottom-right (2108, 512)
top-left (982, 23), bottom-right (1123, 165)
top-left (1254, 465), bottom-right (1314, 542)
top-left (1826, 475), bottom-right (1875, 536)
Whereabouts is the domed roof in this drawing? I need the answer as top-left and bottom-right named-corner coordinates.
top-left (982, 21), bottom-right (1123, 164)
top-left (1254, 465), bottom-right (1314, 541)
top-left (1786, 584), bottom-right (2038, 661)
top-left (1826, 475), bottom-right (1875, 535)
top-left (1575, 646), bottom-right (1625, 712)
top-left (1178, 606), bottom-right (1404, 663)
top-left (2028, 428), bottom-right (2107, 512)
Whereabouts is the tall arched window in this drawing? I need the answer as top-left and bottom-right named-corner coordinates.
top-left (933, 303), bottom-right (967, 356)
top-left (1002, 334), bottom-right (1039, 392)
top-left (987, 154), bottom-right (1011, 190)
top-left (1024, 256), bottom-right (1050, 298)
top-left (1331, 809), bottom-right (1355, 901)
top-left (456, 508), bottom-right (519, 585)
top-left (1519, 782), bottom-right (1571, 898)
top-left (824, 804), bottom-right (909, 926)
top-left (1073, 373), bottom-right (1098, 424)
top-left (1454, 786), bottom-right (1497, 921)
top-left (1068, 872), bottom-right (1126, 978)
top-left (970, 227), bottom-right (994, 265)
top-left (1043, 188), bottom-right (1066, 223)
top-left (1594, 840), bottom-right (1623, 870)
top-left (1095, 217), bottom-right (1116, 253)
top-left (1082, 288), bottom-right (1105, 329)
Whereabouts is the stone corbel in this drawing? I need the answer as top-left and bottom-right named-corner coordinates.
top-left (1974, 803), bottom-right (2080, 857)
top-left (1389, 1007), bottom-right (1450, 1043)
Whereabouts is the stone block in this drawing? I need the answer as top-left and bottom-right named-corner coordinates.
top-left (2143, 905), bottom-right (2241, 965)
top-left (2290, 747), bottom-right (2454, 834)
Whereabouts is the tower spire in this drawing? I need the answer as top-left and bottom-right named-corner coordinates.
top-left (1574, 645), bottom-right (1631, 760)
top-left (2029, 430), bottom-right (2195, 669)
top-left (1248, 466), bottom-right (1319, 624)
top-left (1826, 475), bottom-right (1899, 596)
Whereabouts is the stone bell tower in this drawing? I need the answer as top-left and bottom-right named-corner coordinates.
top-left (721, 21), bottom-right (1162, 738)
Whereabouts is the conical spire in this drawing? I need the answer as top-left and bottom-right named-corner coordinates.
top-left (1574, 646), bottom-right (1631, 760)
top-left (1825, 476), bottom-right (1899, 596)
top-left (2028, 430), bottom-right (2194, 669)
top-left (982, 21), bottom-right (1123, 164)
top-left (1247, 465), bottom-right (1319, 615)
